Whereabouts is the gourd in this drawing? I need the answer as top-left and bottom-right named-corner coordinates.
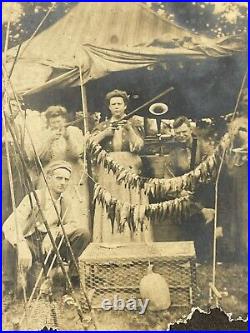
top-left (139, 264), bottom-right (171, 311)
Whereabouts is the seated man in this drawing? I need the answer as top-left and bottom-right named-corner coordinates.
top-left (2, 160), bottom-right (90, 298)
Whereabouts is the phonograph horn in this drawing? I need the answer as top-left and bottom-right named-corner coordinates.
top-left (149, 103), bottom-right (169, 116)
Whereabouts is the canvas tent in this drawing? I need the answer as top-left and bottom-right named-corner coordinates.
top-left (6, 2), bottom-right (247, 118)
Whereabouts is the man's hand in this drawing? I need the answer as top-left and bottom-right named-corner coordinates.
top-left (17, 240), bottom-right (32, 271)
top-left (42, 230), bottom-right (61, 254)
top-left (201, 208), bottom-right (215, 224)
top-left (42, 234), bottom-right (54, 254)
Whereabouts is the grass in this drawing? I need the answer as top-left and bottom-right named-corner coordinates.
top-left (2, 262), bottom-right (247, 330)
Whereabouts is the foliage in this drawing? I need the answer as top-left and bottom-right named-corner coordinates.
top-left (146, 2), bottom-right (247, 37)
top-left (2, 2), bottom-right (76, 50)
top-left (2, 2), bottom-right (247, 52)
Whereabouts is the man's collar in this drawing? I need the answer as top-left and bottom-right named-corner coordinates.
top-left (45, 188), bottom-right (64, 202)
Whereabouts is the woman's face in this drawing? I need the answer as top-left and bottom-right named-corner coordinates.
top-left (48, 115), bottom-right (66, 130)
top-left (109, 97), bottom-right (127, 119)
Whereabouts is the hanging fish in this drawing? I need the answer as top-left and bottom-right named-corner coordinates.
top-left (115, 201), bottom-right (121, 231)
top-left (155, 180), bottom-right (162, 199)
top-left (98, 188), bottom-right (105, 206)
top-left (87, 140), bottom-right (95, 154)
top-left (93, 184), bottom-right (102, 203)
top-left (127, 206), bottom-right (136, 232)
top-left (103, 190), bottom-right (112, 208)
top-left (119, 202), bottom-right (130, 232)
top-left (124, 172), bottom-right (131, 189)
top-left (133, 205), bottom-right (140, 228)
top-left (107, 200), bottom-right (117, 234)
top-left (116, 169), bottom-right (127, 183)
top-left (93, 144), bottom-right (103, 157)
top-left (129, 173), bottom-right (137, 189)
top-left (144, 182), bottom-right (151, 196)
top-left (90, 142), bottom-right (98, 156)
top-left (139, 264), bottom-right (171, 312)
top-left (112, 162), bottom-right (119, 174)
top-left (107, 159), bottom-right (113, 174)
top-left (151, 179), bottom-right (157, 197)
top-left (96, 150), bottom-right (107, 165)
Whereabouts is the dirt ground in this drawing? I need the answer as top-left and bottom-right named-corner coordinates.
top-left (2, 262), bottom-right (248, 331)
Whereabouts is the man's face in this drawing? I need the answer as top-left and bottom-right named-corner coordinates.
top-left (93, 112), bottom-right (101, 123)
top-left (109, 97), bottom-right (127, 118)
top-left (175, 123), bottom-right (192, 143)
top-left (49, 168), bottom-right (71, 195)
top-left (48, 116), bottom-right (66, 130)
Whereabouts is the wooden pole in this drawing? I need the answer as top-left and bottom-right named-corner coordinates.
top-left (3, 17), bottom-right (11, 65)
top-left (2, 94), bottom-right (28, 308)
top-left (78, 62), bottom-right (95, 239)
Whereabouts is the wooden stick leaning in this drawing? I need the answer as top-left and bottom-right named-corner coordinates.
top-left (2, 96), bottom-right (28, 310)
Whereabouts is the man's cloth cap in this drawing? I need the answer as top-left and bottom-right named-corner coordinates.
top-left (47, 160), bottom-right (72, 174)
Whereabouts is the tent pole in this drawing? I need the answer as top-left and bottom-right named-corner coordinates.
top-left (78, 64), bottom-right (89, 134)
top-left (78, 63), bottom-right (95, 238)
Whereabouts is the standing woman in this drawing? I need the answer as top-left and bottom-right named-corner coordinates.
top-left (91, 90), bottom-right (152, 242)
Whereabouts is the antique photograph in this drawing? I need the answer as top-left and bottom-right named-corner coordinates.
top-left (2, 2), bottom-right (248, 330)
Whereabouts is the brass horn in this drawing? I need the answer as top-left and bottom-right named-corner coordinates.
top-left (149, 103), bottom-right (168, 116)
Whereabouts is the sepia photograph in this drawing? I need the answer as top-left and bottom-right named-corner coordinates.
top-left (2, 2), bottom-right (248, 330)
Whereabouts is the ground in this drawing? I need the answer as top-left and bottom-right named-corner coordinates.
top-left (2, 262), bottom-right (248, 331)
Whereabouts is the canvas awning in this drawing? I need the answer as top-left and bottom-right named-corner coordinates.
top-left (5, 2), bottom-right (246, 96)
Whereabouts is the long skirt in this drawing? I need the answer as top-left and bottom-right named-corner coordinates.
top-left (93, 152), bottom-right (153, 243)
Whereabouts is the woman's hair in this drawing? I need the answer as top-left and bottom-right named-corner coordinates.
top-left (45, 105), bottom-right (67, 120)
top-left (105, 89), bottom-right (129, 106)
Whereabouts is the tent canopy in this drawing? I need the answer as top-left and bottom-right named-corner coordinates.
top-left (6, 2), bottom-right (246, 97)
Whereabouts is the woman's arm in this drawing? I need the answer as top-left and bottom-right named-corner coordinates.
top-left (65, 126), bottom-right (85, 159)
top-left (24, 128), bottom-right (54, 163)
top-left (91, 125), bottom-right (114, 144)
top-left (125, 121), bottom-right (144, 153)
